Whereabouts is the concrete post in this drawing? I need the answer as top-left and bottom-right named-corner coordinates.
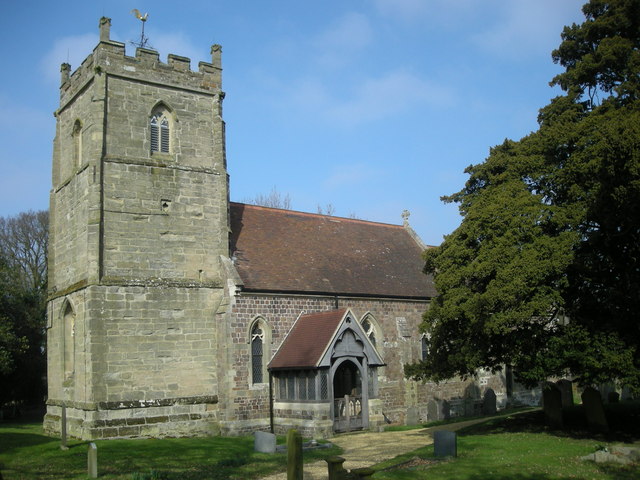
top-left (87, 442), bottom-right (98, 478)
top-left (286, 429), bottom-right (303, 480)
top-left (60, 405), bottom-right (68, 450)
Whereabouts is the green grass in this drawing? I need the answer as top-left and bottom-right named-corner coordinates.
top-left (0, 420), bottom-right (341, 479)
top-left (373, 411), bottom-right (640, 480)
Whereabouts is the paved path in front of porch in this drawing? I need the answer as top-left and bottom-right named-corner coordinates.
top-left (260, 416), bottom-right (494, 480)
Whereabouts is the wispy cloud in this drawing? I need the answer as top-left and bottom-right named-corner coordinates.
top-left (40, 33), bottom-right (98, 84)
top-left (290, 70), bottom-right (455, 127)
top-left (374, 0), bottom-right (476, 25)
top-left (472, 0), bottom-right (584, 59)
top-left (374, 0), bottom-right (431, 21)
top-left (323, 163), bottom-right (382, 190)
top-left (313, 12), bottom-right (373, 68)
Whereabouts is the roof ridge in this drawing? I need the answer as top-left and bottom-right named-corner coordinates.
top-left (230, 202), bottom-right (404, 229)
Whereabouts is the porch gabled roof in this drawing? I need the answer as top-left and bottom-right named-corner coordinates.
top-left (268, 308), bottom-right (384, 370)
top-left (268, 309), bottom-right (347, 370)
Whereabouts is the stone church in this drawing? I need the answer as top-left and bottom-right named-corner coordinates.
top-left (44, 18), bottom-right (518, 440)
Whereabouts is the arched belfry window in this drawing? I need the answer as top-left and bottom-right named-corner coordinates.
top-left (249, 317), bottom-right (271, 385)
top-left (150, 106), bottom-right (171, 154)
top-left (72, 120), bottom-right (82, 168)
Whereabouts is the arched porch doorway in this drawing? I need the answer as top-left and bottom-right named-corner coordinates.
top-left (332, 359), bottom-right (363, 432)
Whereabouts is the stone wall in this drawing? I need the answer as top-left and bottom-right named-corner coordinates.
top-left (44, 285), bottom-right (225, 439)
top-left (219, 292), bottom-right (507, 436)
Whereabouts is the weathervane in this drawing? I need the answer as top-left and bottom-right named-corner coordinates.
top-left (130, 9), bottom-right (150, 49)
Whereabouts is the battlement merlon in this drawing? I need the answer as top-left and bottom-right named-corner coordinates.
top-left (58, 17), bottom-right (223, 106)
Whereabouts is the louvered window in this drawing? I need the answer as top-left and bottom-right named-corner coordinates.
top-left (150, 112), bottom-right (170, 153)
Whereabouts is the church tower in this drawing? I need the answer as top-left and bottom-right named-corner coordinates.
top-left (45, 17), bottom-right (229, 439)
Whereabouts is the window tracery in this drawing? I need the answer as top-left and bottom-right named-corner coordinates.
top-left (150, 107), bottom-right (171, 154)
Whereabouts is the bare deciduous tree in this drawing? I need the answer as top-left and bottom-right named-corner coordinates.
top-left (0, 210), bottom-right (48, 292)
top-left (316, 203), bottom-right (336, 216)
top-left (244, 187), bottom-right (292, 210)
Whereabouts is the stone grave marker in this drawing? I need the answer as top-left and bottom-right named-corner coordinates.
top-left (427, 399), bottom-right (439, 421)
top-left (434, 430), bottom-right (457, 457)
top-left (442, 400), bottom-right (451, 419)
top-left (254, 431), bottom-right (277, 454)
top-left (582, 387), bottom-right (609, 433)
top-left (483, 388), bottom-right (497, 415)
top-left (542, 383), bottom-right (563, 429)
top-left (556, 379), bottom-right (574, 407)
top-left (406, 406), bottom-right (418, 426)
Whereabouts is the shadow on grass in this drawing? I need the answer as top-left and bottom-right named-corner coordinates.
top-left (0, 431), bottom-right (57, 453)
top-left (457, 402), bottom-right (640, 444)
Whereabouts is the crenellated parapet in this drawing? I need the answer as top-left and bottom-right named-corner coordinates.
top-left (59, 17), bottom-right (223, 108)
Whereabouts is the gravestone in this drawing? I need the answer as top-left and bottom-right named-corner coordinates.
top-left (599, 383), bottom-right (616, 403)
top-left (608, 391), bottom-right (620, 404)
top-left (254, 431), bottom-right (276, 454)
top-left (483, 388), bottom-right (497, 415)
top-left (87, 442), bottom-right (97, 478)
top-left (542, 383), bottom-right (563, 429)
top-left (406, 406), bottom-right (418, 426)
top-left (556, 379), bottom-right (574, 407)
top-left (442, 400), bottom-right (451, 419)
top-left (427, 399), bottom-right (439, 421)
top-left (582, 387), bottom-right (609, 433)
top-left (434, 430), bottom-right (457, 457)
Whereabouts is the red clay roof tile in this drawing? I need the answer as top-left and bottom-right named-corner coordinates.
top-left (268, 309), bottom-right (347, 369)
top-left (229, 203), bottom-right (435, 298)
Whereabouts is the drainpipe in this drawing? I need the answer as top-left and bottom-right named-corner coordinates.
top-left (269, 371), bottom-right (274, 433)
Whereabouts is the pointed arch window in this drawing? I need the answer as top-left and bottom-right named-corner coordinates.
top-left (421, 334), bottom-right (429, 361)
top-left (251, 323), bottom-right (264, 384)
top-left (361, 316), bottom-right (377, 347)
top-left (150, 108), bottom-right (171, 154)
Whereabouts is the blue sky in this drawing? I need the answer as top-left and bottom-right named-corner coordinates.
top-left (0, 0), bottom-right (586, 245)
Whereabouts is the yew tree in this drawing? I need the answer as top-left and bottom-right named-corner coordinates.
top-left (406, 0), bottom-right (640, 392)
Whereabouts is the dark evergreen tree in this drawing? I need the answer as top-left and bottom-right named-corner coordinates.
top-left (406, 0), bottom-right (640, 392)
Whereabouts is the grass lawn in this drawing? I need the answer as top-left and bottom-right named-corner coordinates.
top-left (373, 410), bottom-right (640, 480)
top-left (0, 420), bottom-right (341, 479)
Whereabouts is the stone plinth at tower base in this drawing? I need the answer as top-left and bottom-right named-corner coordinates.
top-left (43, 396), bottom-right (220, 440)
